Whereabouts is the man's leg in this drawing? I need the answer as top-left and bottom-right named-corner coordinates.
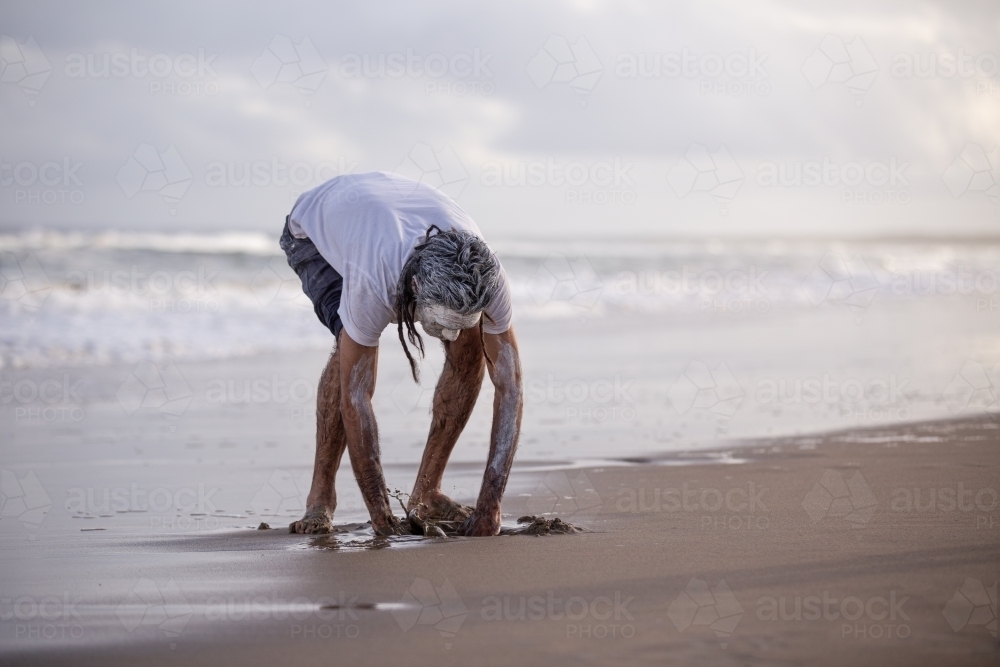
top-left (281, 215), bottom-right (348, 534)
top-left (408, 325), bottom-right (486, 521)
top-left (290, 343), bottom-right (348, 534)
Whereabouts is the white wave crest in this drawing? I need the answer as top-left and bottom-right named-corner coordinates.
top-left (0, 229), bottom-right (277, 256)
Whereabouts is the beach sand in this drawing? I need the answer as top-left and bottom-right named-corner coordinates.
top-left (2, 413), bottom-right (996, 666)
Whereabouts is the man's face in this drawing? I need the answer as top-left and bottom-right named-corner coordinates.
top-left (416, 303), bottom-right (481, 341)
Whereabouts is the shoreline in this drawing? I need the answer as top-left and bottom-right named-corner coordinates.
top-left (3, 340), bottom-right (993, 462)
top-left (2, 413), bottom-right (997, 666)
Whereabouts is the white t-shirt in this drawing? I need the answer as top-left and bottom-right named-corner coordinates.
top-left (289, 171), bottom-right (512, 346)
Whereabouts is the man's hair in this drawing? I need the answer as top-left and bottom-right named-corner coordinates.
top-left (394, 225), bottom-right (501, 382)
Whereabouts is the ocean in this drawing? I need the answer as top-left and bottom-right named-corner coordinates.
top-left (2, 228), bottom-right (998, 451)
top-left (1, 228), bottom-right (998, 526)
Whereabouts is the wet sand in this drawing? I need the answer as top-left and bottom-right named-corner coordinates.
top-left (2, 414), bottom-right (997, 666)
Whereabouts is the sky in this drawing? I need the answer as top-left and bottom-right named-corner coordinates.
top-left (1, 0), bottom-right (998, 240)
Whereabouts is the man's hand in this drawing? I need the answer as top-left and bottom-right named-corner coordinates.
top-left (458, 506), bottom-right (502, 537)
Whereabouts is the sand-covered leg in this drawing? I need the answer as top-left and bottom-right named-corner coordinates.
top-left (408, 326), bottom-right (485, 521)
top-left (290, 343), bottom-right (348, 534)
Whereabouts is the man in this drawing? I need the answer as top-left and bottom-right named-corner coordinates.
top-left (280, 171), bottom-right (523, 537)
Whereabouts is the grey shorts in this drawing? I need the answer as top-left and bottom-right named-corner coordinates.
top-left (280, 216), bottom-right (343, 338)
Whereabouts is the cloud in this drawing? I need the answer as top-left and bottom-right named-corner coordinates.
top-left (1, 1), bottom-right (997, 237)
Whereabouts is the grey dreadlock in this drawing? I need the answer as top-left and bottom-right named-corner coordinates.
top-left (394, 225), bottom-right (501, 383)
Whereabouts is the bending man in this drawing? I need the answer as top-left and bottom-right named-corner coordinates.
top-left (280, 171), bottom-right (522, 537)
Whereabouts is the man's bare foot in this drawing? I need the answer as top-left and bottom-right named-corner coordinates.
top-left (407, 490), bottom-right (474, 522)
top-left (289, 507), bottom-right (334, 534)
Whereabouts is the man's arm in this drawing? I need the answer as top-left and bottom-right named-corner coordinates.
top-left (338, 331), bottom-right (404, 535)
top-left (459, 327), bottom-right (523, 536)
